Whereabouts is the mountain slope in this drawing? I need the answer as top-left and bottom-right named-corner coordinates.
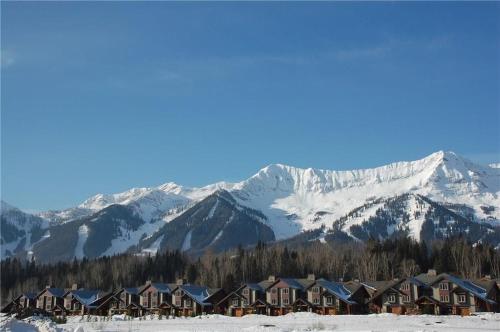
top-left (0, 201), bottom-right (49, 259)
top-left (230, 151), bottom-right (499, 238)
top-left (133, 190), bottom-right (275, 256)
top-left (2, 150), bottom-right (499, 262)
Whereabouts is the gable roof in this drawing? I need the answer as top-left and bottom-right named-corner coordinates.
top-left (67, 289), bottom-right (101, 306)
top-left (315, 279), bottom-right (356, 305)
top-left (38, 288), bottom-right (65, 298)
top-left (405, 276), bottom-right (430, 288)
top-left (257, 280), bottom-right (275, 290)
top-left (179, 284), bottom-right (219, 306)
top-left (276, 278), bottom-right (306, 290)
top-left (123, 287), bottom-right (141, 295)
top-left (217, 290), bottom-right (245, 305)
top-left (21, 292), bottom-right (38, 300)
top-left (140, 283), bottom-right (174, 295)
top-left (95, 293), bottom-right (124, 310)
top-left (245, 283), bottom-right (265, 292)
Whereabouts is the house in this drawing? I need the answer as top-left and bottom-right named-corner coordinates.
top-left (342, 280), bottom-right (372, 313)
top-left (35, 286), bottom-right (66, 316)
top-left (261, 275), bottom-right (316, 316)
top-left (216, 283), bottom-right (268, 316)
top-left (366, 276), bottom-right (432, 315)
top-left (1, 292), bottom-right (37, 315)
top-left (138, 281), bottom-right (177, 316)
top-left (472, 277), bottom-right (500, 312)
top-left (364, 280), bottom-right (408, 314)
top-left (63, 286), bottom-right (111, 315)
top-left (110, 287), bottom-right (145, 316)
top-left (171, 283), bottom-right (225, 316)
top-left (414, 270), bottom-right (499, 315)
top-left (306, 278), bottom-right (359, 315)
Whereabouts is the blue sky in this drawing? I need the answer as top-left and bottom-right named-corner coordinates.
top-left (1, 2), bottom-right (499, 211)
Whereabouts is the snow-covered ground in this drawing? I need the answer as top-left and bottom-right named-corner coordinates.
top-left (2, 312), bottom-right (500, 332)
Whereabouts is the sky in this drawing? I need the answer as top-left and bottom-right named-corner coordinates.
top-left (1, 2), bottom-right (499, 212)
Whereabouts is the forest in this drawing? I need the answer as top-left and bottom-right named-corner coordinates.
top-left (1, 235), bottom-right (499, 306)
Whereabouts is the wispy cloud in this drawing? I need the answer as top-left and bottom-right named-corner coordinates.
top-left (332, 45), bottom-right (392, 61)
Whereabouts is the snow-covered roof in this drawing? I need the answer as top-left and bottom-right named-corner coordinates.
top-left (70, 289), bottom-right (100, 306)
top-left (44, 288), bottom-right (65, 298)
top-left (316, 279), bottom-right (356, 305)
top-left (279, 278), bottom-right (306, 290)
top-left (445, 275), bottom-right (496, 304)
top-left (246, 283), bottom-right (265, 292)
top-left (180, 285), bottom-right (216, 306)
top-left (151, 283), bottom-right (173, 294)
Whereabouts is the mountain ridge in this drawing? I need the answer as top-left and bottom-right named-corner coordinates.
top-left (2, 151), bottom-right (499, 262)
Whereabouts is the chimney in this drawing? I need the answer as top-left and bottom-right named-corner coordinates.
top-left (483, 275), bottom-right (491, 280)
top-left (45, 285), bottom-right (52, 289)
top-left (427, 269), bottom-right (437, 276)
top-left (146, 280), bottom-right (152, 286)
top-left (307, 274), bottom-right (316, 281)
top-left (268, 275), bottom-right (276, 282)
top-left (176, 278), bottom-right (184, 286)
top-left (338, 278), bottom-right (343, 282)
top-left (71, 284), bottom-right (78, 290)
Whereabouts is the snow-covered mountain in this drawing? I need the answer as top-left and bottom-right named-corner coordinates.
top-left (2, 151), bottom-right (499, 262)
top-left (0, 201), bottom-right (50, 259)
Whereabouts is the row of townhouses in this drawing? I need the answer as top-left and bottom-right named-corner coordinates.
top-left (2, 270), bottom-right (499, 317)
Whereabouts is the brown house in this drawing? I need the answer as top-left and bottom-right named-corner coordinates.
top-left (216, 283), bottom-right (268, 316)
top-left (365, 279), bottom-right (407, 314)
top-left (306, 279), bottom-right (360, 315)
top-left (105, 287), bottom-right (144, 316)
top-left (413, 271), bottom-right (499, 315)
top-left (262, 275), bottom-right (316, 316)
top-left (35, 287), bottom-right (66, 316)
top-left (62, 286), bottom-right (111, 316)
top-left (138, 281), bottom-right (177, 316)
top-left (0, 292), bottom-right (37, 315)
top-left (170, 283), bottom-right (225, 316)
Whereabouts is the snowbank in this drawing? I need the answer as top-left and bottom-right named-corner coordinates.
top-left (3, 312), bottom-right (500, 332)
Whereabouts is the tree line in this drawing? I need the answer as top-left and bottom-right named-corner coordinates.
top-left (2, 235), bottom-right (499, 306)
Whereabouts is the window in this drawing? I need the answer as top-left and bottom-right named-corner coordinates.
top-left (440, 295), bottom-right (449, 302)
top-left (458, 295), bottom-right (466, 303)
top-left (283, 298), bottom-right (289, 305)
top-left (271, 288), bottom-right (277, 294)
top-left (439, 283), bottom-right (449, 291)
top-left (242, 299), bottom-right (248, 306)
top-left (75, 303), bottom-right (80, 310)
top-left (401, 283), bottom-right (410, 291)
top-left (326, 297), bottom-right (333, 305)
top-left (271, 299), bottom-right (277, 305)
top-left (387, 294), bottom-right (396, 303)
top-left (283, 288), bottom-right (289, 294)
top-left (175, 300), bottom-right (181, 306)
top-left (243, 289), bottom-right (249, 295)
top-left (312, 287), bottom-right (320, 293)
top-left (403, 295), bottom-right (410, 303)
top-left (185, 299), bottom-right (192, 307)
top-left (176, 290), bottom-right (183, 297)
top-left (232, 298), bottom-right (239, 307)
top-left (313, 298), bottom-right (320, 305)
